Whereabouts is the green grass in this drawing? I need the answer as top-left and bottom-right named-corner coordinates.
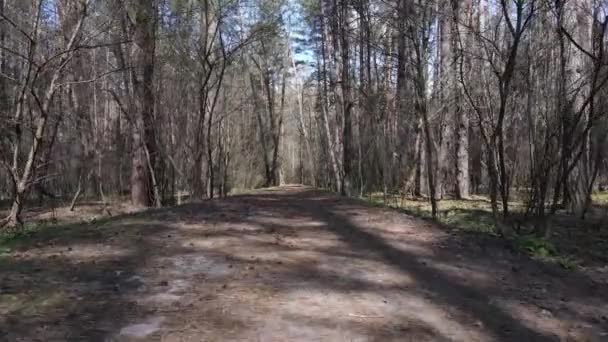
top-left (364, 193), bottom-right (506, 235)
top-left (515, 235), bottom-right (557, 257)
top-left (514, 235), bottom-right (579, 269)
top-left (0, 215), bottom-right (116, 257)
top-left (366, 191), bottom-right (608, 235)
top-left (0, 222), bottom-right (46, 256)
top-left (362, 192), bottom-right (586, 269)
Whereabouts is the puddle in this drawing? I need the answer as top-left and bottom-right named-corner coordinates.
top-left (119, 316), bottom-right (164, 338)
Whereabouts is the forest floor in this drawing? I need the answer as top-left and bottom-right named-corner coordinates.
top-left (1, 185), bottom-right (607, 341)
top-left (366, 192), bottom-right (608, 269)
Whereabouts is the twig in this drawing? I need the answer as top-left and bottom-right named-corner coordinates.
top-left (347, 313), bottom-right (384, 318)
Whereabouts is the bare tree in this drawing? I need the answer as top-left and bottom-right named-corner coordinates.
top-left (1, 0), bottom-right (89, 227)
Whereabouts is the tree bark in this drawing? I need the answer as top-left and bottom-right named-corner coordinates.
top-left (339, 0), bottom-right (353, 195)
top-left (131, 0), bottom-right (158, 207)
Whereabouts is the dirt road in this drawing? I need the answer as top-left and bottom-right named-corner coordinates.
top-left (1, 186), bottom-right (606, 341)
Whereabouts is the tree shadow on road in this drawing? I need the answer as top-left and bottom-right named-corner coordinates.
top-left (1, 187), bottom-right (606, 341)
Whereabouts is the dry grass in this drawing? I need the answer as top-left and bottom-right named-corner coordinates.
top-left (592, 191), bottom-right (608, 206)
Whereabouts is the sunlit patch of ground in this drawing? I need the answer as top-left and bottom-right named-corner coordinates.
top-left (10, 243), bottom-right (133, 262)
top-left (592, 191), bottom-right (608, 205)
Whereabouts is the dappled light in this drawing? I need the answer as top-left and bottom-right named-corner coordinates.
top-left (13, 243), bottom-right (134, 262)
top-left (1, 0), bottom-right (608, 339)
top-left (2, 187), bottom-right (606, 340)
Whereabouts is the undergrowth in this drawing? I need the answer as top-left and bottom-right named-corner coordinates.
top-left (0, 217), bottom-right (103, 256)
top-left (362, 193), bottom-right (585, 269)
top-left (0, 222), bottom-right (46, 255)
top-left (364, 193), bottom-right (503, 235)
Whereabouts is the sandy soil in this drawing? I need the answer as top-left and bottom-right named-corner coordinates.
top-left (1, 185), bottom-right (607, 341)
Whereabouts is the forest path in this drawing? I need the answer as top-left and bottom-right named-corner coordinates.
top-left (1, 185), bottom-right (607, 341)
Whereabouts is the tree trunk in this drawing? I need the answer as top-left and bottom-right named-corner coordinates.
top-left (131, 0), bottom-right (158, 207)
top-left (317, 7), bottom-right (342, 192)
top-left (452, 0), bottom-right (470, 199)
top-left (422, 109), bottom-right (438, 219)
top-left (3, 2), bottom-right (85, 228)
top-left (339, 0), bottom-right (353, 195)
